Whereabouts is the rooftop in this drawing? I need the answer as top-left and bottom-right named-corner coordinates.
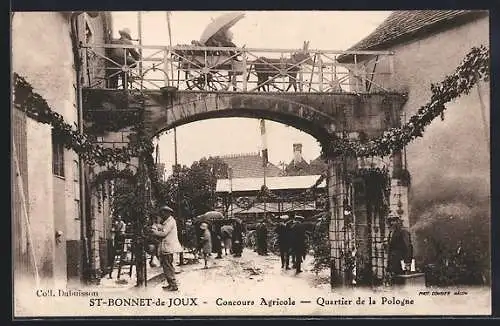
top-left (220, 152), bottom-right (282, 179)
top-left (216, 175), bottom-right (326, 192)
top-left (338, 10), bottom-right (488, 62)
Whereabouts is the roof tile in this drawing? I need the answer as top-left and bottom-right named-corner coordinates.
top-left (338, 10), bottom-right (487, 62)
top-left (220, 153), bottom-right (282, 178)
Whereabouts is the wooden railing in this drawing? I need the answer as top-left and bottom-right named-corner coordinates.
top-left (81, 43), bottom-right (395, 94)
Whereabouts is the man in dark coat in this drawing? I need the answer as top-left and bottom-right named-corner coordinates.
top-left (285, 218), bottom-right (296, 269)
top-left (256, 220), bottom-right (268, 255)
top-left (232, 218), bottom-right (244, 257)
top-left (291, 216), bottom-right (307, 274)
top-left (386, 216), bottom-right (413, 278)
top-left (107, 28), bottom-right (140, 89)
top-left (211, 221), bottom-right (223, 259)
top-left (275, 216), bottom-right (291, 269)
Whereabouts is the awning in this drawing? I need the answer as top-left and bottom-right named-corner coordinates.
top-left (228, 201), bottom-right (318, 214)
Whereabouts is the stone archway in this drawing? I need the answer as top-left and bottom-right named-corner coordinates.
top-left (82, 88), bottom-right (407, 286)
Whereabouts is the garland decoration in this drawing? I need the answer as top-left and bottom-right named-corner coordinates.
top-left (14, 72), bottom-right (162, 207)
top-left (90, 167), bottom-right (137, 188)
top-left (323, 45), bottom-right (489, 158)
top-left (13, 73), bottom-right (145, 166)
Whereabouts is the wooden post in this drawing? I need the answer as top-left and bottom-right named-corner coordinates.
top-left (318, 55), bottom-right (323, 92)
top-left (135, 158), bottom-right (146, 287)
top-left (242, 50), bottom-right (247, 92)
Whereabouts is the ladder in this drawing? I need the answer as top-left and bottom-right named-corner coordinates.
top-left (108, 234), bottom-right (135, 280)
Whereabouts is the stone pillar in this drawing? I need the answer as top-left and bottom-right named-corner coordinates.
top-left (389, 152), bottom-right (410, 228)
top-left (328, 156), bottom-right (346, 287)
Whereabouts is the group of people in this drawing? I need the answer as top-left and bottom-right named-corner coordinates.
top-left (105, 27), bottom-right (238, 90)
top-left (194, 218), bottom-right (245, 269)
top-left (113, 201), bottom-right (413, 291)
top-left (274, 215), bottom-right (308, 274)
top-left (144, 206), bottom-right (247, 290)
top-left (253, 215), bottom-right (310, 274)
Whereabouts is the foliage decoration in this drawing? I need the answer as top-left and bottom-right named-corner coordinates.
top-left (322, 45), bottom-right (489, 158)
top-left (84, 109), bottom-right (143, 135)
top-left (311, 167), bottom-right (391, 275)
top-left (235, 197), bottom-right (253, 210)
top-left (90, 167), bottom-right (137, 188)
top-left (13, 73), bottom-right (147, 167)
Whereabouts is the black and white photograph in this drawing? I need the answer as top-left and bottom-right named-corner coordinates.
top-left (11, 10), bottom-right (491, 317)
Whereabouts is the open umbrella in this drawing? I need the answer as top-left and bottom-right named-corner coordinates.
top-left (194, 211), bottom-right (225, 223)
top-left (199, 12), bottom-right (245, 44)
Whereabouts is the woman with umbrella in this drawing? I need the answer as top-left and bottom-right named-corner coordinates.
top-left (200, 12), bottom-right (244, 91)
top-left (200, 12), bottom-right (244, 48)
top-left (195, 211), bottom-right (224, 259)
top-left (221, 223), bottom-right (234, 255)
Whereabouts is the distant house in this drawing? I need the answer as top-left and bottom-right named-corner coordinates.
top-left (337, 10), bottom-right (490, 269)
top-left (308, 156), bottom-right (328, 175)
top-left (215, 146), bottom-right (328, 221)
top-left (216, 175), bottom-right (327, 222)
top-left (284, 143), bottom-right (311, 176)
top-left (283, 143), bottom-right (328, 176)
top-left (219, 152), bottom-right (282, 178)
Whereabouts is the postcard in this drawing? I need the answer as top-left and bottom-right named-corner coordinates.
top-left (11, 10), bottom-right (491, 317)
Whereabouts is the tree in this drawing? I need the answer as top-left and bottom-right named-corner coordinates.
top-left (161, 156), bottom-right (228, 218)
top-left (111, 178), bottom-right (142, 224)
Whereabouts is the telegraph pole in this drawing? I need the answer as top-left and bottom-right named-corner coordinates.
top-left (134, 11), bottom-right (147, 288)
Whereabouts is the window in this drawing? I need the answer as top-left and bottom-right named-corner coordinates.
top-left (74, 199), bottom-right (81, 220)
top-left (52, 131), bottom-right (65, 177)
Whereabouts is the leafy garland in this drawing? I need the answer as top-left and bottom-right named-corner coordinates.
top-left (13, 72), bottom-right (162, 210)
top-left (90, 167), bottom-right (137, 188)
top-left (13, 44), bottom-right (489, 220)
top-left (14, 45), bottom-right (489, 172)
top-left (13, 72), bottom-right (147, 167)
top-left (323, 45), bottom-right (489, 158)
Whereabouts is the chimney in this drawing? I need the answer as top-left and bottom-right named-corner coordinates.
top-left (293, 143), bottom-right (303, 165)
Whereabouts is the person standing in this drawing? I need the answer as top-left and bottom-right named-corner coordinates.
top-left (221, 223), bottom-right (234, 255)
top-left (107, 28), bottom-right (141, 89)
top-left (285, 218), bottom-right (296, 269)
top-left (386, 215), bottom-right (413, 280)
top-left (199, 223), bottom-right (212, 269)
top-left (148, 215), bottom-right (163, 267)
top-left (291, 216), bottom-right (307, 274)
top-left (151, 205), bottom-right (183, 291)
top-left (256, 220), bottom-right (268, 255)
top-left (232, 218), bottom-right (244, 257)
top-left (211, 221), bottom-right (223, 259)
top-left (275, 216), bottom-right (291, 269)
top-left (113, 216), bottom-right (127, 252)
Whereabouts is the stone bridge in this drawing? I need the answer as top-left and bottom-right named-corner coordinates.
top-left (84, 89), bottom-right (406, 142)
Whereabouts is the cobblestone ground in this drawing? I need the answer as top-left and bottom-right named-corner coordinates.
top-left (149, 249), bottom-right (331, 295)
top-left (95, 249), bottom-right (491, 316)
top-left (98, 248), bottom-right (333, 300)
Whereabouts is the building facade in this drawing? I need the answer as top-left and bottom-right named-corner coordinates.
top-left (339, 10), bottom-right (490, 274)
top-left (12, 12), bottom-right (112, 288)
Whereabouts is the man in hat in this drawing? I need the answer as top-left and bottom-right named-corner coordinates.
top-left (275, 215), bottom-right (291, 269)
top-left (291, 215), bottom-right (307, 274)
top-left (107, 28), bottom-right (141, 89)
top-left (256, 219), bottom-right (268, 256)
top-left (385, 215), bottom-right (413, 280)
top-left (151, 205), bottom-right (183, 291)
top-left (231, 218), bottom-right (244, 257)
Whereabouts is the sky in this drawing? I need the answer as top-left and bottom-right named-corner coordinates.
top-left (110, 11), bottom-right (391, 176)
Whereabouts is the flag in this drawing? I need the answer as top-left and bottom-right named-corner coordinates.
top-left (260, 119), bottom-right (268, 167)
